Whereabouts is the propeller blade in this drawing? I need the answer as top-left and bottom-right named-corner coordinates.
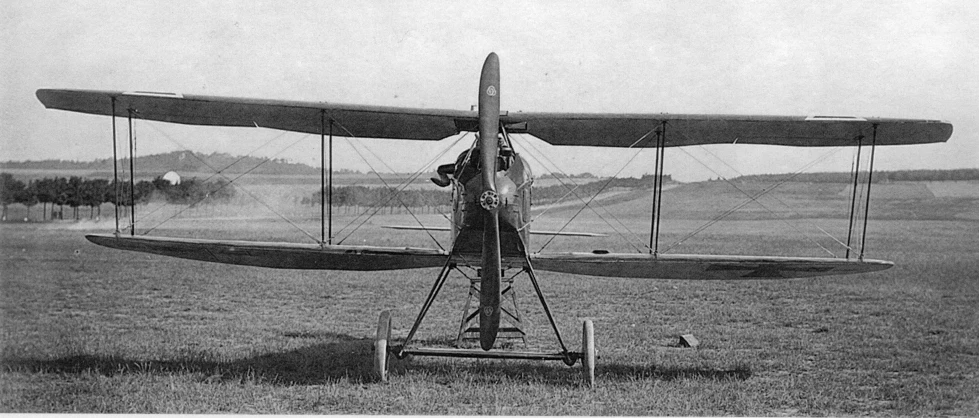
top-left (479, 52), bottom-right (500, 194)
top-left (477, 52), bottom-right (502, 351)
top-left (480, 211), bottom-right (502, 350)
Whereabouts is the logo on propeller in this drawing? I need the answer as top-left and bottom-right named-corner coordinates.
top-left (486, 85), bottom-right (497, 97)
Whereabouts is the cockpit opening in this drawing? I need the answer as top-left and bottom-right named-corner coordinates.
top-left (431, 134), bottom-right (514, 187)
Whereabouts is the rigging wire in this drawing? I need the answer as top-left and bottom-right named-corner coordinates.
top-left (694, 145), bottom-right (849, 254)
top-left (333, 136), bottom-right (445, 250)
top-left (136, 121), bottom-right (317, 241)
top-left (663, 146), bottom-right (845, 253)
top-left (136, 121), bottom-right (293, 223)
top-left (679, 145), bottom-right (841, 257)
top-left (516, 134), bottom-right (650, 252)
top-left (535, 129), bottom-right (659, 253)
top-left (331, 131), bottom-right (467, 247)
top-left (331, 125), bottom-right (469, 249)
top-left (517, 135), bottom-right (647, 253)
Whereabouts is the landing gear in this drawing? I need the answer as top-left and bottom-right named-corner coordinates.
top-left (374, 310), bottom-right (392, 382)
top-left (375, 257), bottom-right (599, 386)
top-left (582, 319), bottom-right (596, 388)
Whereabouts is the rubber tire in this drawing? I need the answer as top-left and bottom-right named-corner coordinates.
top-left (374, 310), bottom-right (392, 382)
top-left (582, 319), bottom-right (596, 388)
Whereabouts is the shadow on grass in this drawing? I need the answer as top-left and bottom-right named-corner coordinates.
top-left (2, 333), bottom-right (750, 386)
top-left (1, 332), bottom-right (379, 385)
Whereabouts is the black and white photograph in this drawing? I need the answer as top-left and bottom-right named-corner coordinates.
top-left (2, 1), bottom-right (976, 415)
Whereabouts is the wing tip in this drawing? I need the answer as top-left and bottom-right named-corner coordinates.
top-left (35, 88), bottom-right (56, 107)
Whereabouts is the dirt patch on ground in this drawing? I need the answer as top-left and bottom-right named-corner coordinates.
top-left (926, 181), bottom-right (979, 198)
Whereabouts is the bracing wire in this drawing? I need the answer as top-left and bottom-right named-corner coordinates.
top-left (136, 120), bottom-right (318, 241)
top-left (693, 145), bottom-right (850, 254)
top-left (330, 130), bottom-right (468, 246)
top-left (535, 129), bottom-right (659, 253)
top-left (517, 139), bottom-right (647, 253)
top-left (679, 146), bottom-right (841, 257)
top-left (517, 133), bottom-right (653, 250)
top-left (136, 121), bottom-right (293, 223)
top-left (333, 136), bottom-right (446, 250)
top-left (146, 135), bottom-right (317, 240)
top-left (331, 125), bottom-right (469, 249)
top-left (663, 146), bottom-right (845, 253)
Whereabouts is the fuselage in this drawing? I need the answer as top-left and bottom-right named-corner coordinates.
top-left (445, 146), bottom-right (533, 266)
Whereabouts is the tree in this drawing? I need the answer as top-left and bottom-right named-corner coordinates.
top-left (0, 173), bottom-right (26, 221)
top-left (66, 176), bottom-right (84, 220)
top-left (81, 179), bottom-right (110, 219)
top-left (35, 177), bottom-right (56, 220)
top-left (19, 180), bottom-right (40, 221)
top-left (51, 177), bottom-right (69, 219)
top-left (134, 180), bottom-right (155, 205)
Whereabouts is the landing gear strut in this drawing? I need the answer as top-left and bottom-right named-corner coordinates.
top-left (375, 256), bottom-right (598, 386)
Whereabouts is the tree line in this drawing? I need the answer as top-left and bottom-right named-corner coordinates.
top-left (532, 174), bottom-right (671, 203)
top-left (303, 186), bottom-right (451, 212)
top-left (732, 169), bottom-right (979, 184)
top-left (0, 173), bottom-right (235, 221)
top-left (300, 174), bottom-right (674, 211)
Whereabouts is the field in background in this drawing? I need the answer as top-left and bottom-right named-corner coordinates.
top-left (1, 177), bottom-right (977, 414)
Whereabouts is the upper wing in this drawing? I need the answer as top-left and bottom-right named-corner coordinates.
top-left (509, 113), bottom-right (953, 147)
top-left (37, 89), bottom-right (952, 147)
top-left (86, 234), bottom-right (447, 270)
top-left (36, 89), bottom-right (469, 140)
top-left (530, 252), bottom-right (892, 280)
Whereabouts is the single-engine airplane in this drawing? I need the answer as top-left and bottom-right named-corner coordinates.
top-left (36, 53), bottom-right (952, 386)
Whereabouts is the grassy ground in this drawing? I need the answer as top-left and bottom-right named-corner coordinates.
top-left (1, 180), bottom-right (977, 415)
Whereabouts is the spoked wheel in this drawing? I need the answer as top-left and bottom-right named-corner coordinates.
top-left (374, 310), bottom-right (392, 382)
top-left (582, 319), bottom-right (596, 388)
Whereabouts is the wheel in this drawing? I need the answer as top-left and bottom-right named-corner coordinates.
top-left (582, 319), bottom-right (596, 388)
top-left (374, 310), bottom-right (392, 382)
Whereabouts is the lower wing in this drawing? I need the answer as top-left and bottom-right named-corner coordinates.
top-left (530, 252), bottom-right (892, 280)
top-left (86, 234), bottom-right (447, 270)
top-left (87, 234), bottom-right (891, 279)
top-left (382, 225), bottom-right (607, 237)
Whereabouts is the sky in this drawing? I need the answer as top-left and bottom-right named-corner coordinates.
top-left (2, 0), bottom-right (977, 181)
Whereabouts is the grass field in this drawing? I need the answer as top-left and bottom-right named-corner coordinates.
top-left (1, 179), bottom-right (977, 415)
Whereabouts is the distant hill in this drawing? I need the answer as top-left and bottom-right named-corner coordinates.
top-left (4, 152), bottom-right (976, 183)
top-left (0, 151), bottom-right (325, 176)
top-left (730, 168), bottom-right (979, 183)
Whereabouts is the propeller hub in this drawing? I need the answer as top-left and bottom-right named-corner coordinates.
top-left (479, 190), bottom-right (500, 211)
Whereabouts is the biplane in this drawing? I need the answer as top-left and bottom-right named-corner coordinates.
top-left (35, 53), bottom-right (952, 386)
